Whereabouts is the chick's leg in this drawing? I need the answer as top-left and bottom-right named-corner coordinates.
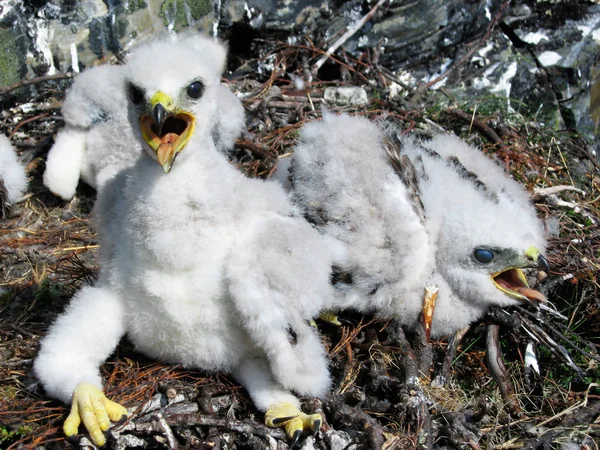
top-left (234, 358), bottom-right (322, 447)
top-left (33, 285), bottom-right (127, 446)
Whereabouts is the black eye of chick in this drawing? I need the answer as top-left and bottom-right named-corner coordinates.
top-left (474, 249), bottom-right (494, 264)
top-left (130, 85), bottom-right (145, 104)
top-left (187, 81), bottom-right (204, 99)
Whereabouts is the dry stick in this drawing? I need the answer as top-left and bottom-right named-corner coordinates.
top-left (138, 413), bottom-right (287, 440)
top-left (153, 413), bottom-right (179, 450)
top-left (234, 139), bottom-right (277, 160)
top-left (433, 326), bottom-right (470, 387)
top-left (519, 400), bottom-right (600, 450)
top-left (445, 108), bottom-right (504, 147)
top-left (312, 0), bottom-right (389, 73)
top-left (0, 73), bottom-right (73, 97)
top-left (416, 0), bottom-right (511, 92)
top-left (387, 324), bottom-right (433, 450)
top-left (326, 395), bottom-right (387, 450)
top-left (485, 324), bottom-right (522, 415)
top-left (513, 305), bottom-right (600, 363)
top-left (8, 113), bottom-right (50, 139)
top-left (515, 312), bottom-right (586, 375)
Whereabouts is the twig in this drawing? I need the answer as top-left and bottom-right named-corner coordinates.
top-left (513, 306), bottom-right (600, 363)
top-left (533, 185), bottom-right (586, 199)
top-left (433, 326), bottom-right (469, 387)
top-left (326, 395), bottom-right (387, 450)
top-left (515, 312), bottom-right (587, 375)
top-left (9, 113), bottom-right (50, 139)
top-left (153, 413), bottom-right (179, 450)
top-left (519, 400), bottom-right (600, 449)
top-left (0, 73), bottom-right (73, 96)
top-left (485, 324), bottom-right (521, 415)
top-left (445, 108), bottom-right (504, 147)
top-left (312, 0), bottom-right (389, 73)
top-left (234, 139), bottom-right (277, 160)
top-left (138, 413), bottom-right (287, 440)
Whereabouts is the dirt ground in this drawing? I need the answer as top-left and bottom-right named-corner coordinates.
top-left (1, 29), bottom-right (599, 450)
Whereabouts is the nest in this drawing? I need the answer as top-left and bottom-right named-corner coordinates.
top-left (0, 32), bottom-right (599, 450)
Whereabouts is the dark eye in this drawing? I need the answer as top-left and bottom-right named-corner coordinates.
top-left (187, 81), bottom-right (204, 99)
top-left (474, 249), bottom-right (494, 264)
top-left (130, 85), bottom-right (145, 104)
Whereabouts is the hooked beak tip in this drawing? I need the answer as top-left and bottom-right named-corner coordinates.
top-left (537, 254), bottom-right (550, 272)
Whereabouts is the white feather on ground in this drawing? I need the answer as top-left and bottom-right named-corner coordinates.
top-left (34, 34), bottom-right (341, 415)
top-left (290, 112), bottom-right (547, 337)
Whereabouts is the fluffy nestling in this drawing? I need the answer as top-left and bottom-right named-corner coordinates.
top-left (43, 59), bottom-right (245, 200)
top-left (289, 112), bottom-right (549, 337)
top-left (0, 134), bottom-right (27, 219)
top-left (34, 34), bottom-right (340, 447)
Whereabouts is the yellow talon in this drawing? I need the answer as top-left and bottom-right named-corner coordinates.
top-left (318, 311), bottom-right (342, 326)
top-left (265, 402), bottom-right (322, 447)
top-left (64, 382), bottom-right (128, 447)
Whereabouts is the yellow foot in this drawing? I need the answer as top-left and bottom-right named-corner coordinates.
top-left (318, 311), bottom-right (342, 326)
top-left (265, 402), bottom-right (322, 447)
top-left (64, 382), bottom-right (128, 447)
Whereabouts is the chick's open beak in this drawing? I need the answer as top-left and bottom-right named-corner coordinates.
top-left (491, 246), bottom-right (549, 304)
top-left (140, 91), bottom-right (195, 173)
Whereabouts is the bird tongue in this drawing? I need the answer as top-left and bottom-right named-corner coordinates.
top-left (494, 269), bottom-right (547, 302)
top-left (156, 133), bottom-right (179, 165)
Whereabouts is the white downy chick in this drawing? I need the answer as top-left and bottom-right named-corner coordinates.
top-left (34, 34), bottom-right (340, 447)
top-left (44, 63), bottom-right (245, 200)
top-left (0, 134), bottom-right (27, 218)
top-left (290, 112), bottom-right (548, 338)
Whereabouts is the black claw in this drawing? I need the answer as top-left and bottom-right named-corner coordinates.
top-left (312, 419), bottom-right (322, 437)
top-left (65, 435), bottom-right (80, 446)
top-left (115, 414), bottom-right (128, 425)
top-left (271, 415), bottom-right (297, 425)
top-left (538, 254), bottom-right (550, 272)
top-left (290, 429), bottom-right (302, 448)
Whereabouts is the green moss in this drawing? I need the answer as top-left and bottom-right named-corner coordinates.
top-left (125, 0), bottom-right (148, 14)
top-left (0, 424), bottom-right (32, 444)
top-left (159, 0), bottom-right (212, 30)
top-left (0, 28), bottom-right (23, 88)
top-left (33, 278), bottom-right (64, 305)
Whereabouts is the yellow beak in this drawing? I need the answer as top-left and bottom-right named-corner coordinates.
top-left (140, 91), bottom-right (195, 173)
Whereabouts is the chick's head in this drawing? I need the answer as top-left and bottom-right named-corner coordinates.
top-left (412, 137), bottom-right (548, 313)
top-left (124, 34), bottom-right (227, 172)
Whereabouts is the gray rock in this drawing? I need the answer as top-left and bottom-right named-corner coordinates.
top-left (324, 86), bottom-right (368, 106)
top-left (324, 430), bottom-right (356, 450)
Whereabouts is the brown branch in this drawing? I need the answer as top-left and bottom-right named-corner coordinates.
top-left (0, 73), bottom-right (73, 97)
top-left (485, 324), bottom-right (521, 415)
top-left (445, 108), bottom-right (504, 147)
top-left (9, 113), bottom-right (50, 139)
top-left (433, 326), bottom-right (470, 387)
top-left (234, 139), bottom-right (277, 160)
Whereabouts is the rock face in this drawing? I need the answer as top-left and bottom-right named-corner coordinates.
top-left (0, 0), bottom-right (599, 141)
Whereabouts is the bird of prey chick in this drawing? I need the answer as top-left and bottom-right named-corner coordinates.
top-left (44, 60), bottom-right (245, 200)
top-left (0, 134), bottom-right (27, 219)
top-left (34, 34), bottom-right (341, 447)
top-left (289, 112), bottom-right (548, 338)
